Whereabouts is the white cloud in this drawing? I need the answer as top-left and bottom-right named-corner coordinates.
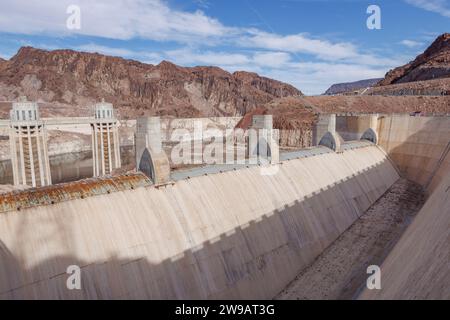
top-left (238, 30), bottom-right (401, 67)
top-left (139, 52), bottom-right (164, 65)
top-left (405, 0), bottom-right (450, 18)
top-left (193, 0), bottom-right (211, 9)
top-left (263, 62), bottom-right (388, 95)
top-left (240, 30), bottom-right (360, 61)
top-left (0, 0), bottom-right (407, 94)
top-left (253, 52), bottom-right (292, 67)
top-left (400, 40), bottom-right (424, 48)
top-left (75, 44), bottom-right (138, 57)
top-left (161, 47), bottom-right (394, 95)
top-left (165, 49), bottom-right (295, 70)
top-left (0, 0), bottom-right (232, 42)
top-left (0, 0), bottom-right (398, 64)
top-left (75, 43), bottom-right (164, 65)
top-left (165, 49), bottom-right (251, 66)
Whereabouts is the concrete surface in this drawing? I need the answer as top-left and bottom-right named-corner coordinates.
top-left (277, 178), bottom-right (425, 300)
top-left (0, 145), bottom-right (397, 299)
top-left (0, 114), bottom-right (449, 300)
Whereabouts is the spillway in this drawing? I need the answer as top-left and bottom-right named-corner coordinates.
top-left (0, 143), bottom-right (398, 299)
top-left (0, 114), bottom-right (449, 300)
top-left (359, 116), bottom-right (450, 299)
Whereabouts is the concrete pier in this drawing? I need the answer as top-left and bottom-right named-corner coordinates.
top-left (249, 114), bottom-right (279, 164)
top-left (0, 112), bottom-right (449, 300)
top-left (135, 117), bottom-right (171, 184)
top-left (360, 114), bottom-right (379, 144)
top-left (91, 100), bottom-right (121, 177)
top-left (314, 114), bottom-right (343, 152)
top-left (8, 100), bottom-right (51, 187)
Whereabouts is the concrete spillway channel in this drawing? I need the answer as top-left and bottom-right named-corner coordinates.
top-left (277, 178), bottom-right (425, 300)
top-left (0, 114), bottom-right (449, 299)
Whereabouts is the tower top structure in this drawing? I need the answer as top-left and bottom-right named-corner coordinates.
top-left (94, 99), bottom-right (115, 120)
top-left (11, 97), bottom-right (40, 122)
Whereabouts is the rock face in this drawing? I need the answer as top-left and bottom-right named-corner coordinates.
top-left (0, 47), bottom-right (302, 118)
top-left (324, 78), bottom-right (382, 95)
top-left (378, 33), bottom-right (450, 86)
top-left (366, 78), bottom-right (450, 96)
top-left (0, 58), bottom-right (6, 72)
top-left (304, 95), bottom-right (450, 114)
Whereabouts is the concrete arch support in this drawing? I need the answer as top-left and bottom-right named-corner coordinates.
top-left (319, 131), bottom-right (342, 152)
top-left (249, 115), bottom-right (280, 165)
top-left (360, 114), bottom-right (379, 144)
top-left (316, 114), bottom-right (343, 152)
top-left (361, 128), bottom-right (378, 144)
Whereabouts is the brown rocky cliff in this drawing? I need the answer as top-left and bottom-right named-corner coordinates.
top-left (378, 33), bottom-right (450, 86)
top-left (0, 47), bottom-right (302, 118)
top-left (0, 58), bottom-right (6, 71)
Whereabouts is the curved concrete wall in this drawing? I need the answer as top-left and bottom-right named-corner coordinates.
top-left (359, 153), bottom-right (450, 299)
top-left (378, 115), bottom-right (450, 191)
top-left (0, 145), bottom-right (398, 299)
top-left (336, 115), bottom-right (376, 141)
top-left (359, 116), bottom-right (450, 300)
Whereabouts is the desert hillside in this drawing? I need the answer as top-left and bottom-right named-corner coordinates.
top-left (378, 33), bottom-right (450, 86)
top-left (366, 78), bottom-right (450, 96)
top-left (322, 33), bottom-right (450, 96)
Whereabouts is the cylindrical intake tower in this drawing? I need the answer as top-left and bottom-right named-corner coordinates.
top-left (91, 100), bottom-right (121, 177)
top-left (9, 99), bottom-right (52, 187)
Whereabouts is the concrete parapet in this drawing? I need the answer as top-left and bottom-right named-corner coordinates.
top-left (135, 117), bottom-right (171, 184)
top-left (315, 114), bottom-right (343, 152)
top-left (249, 115), bottom-right (279, 164)
top-left (360, 114), bottom-right (379, 144)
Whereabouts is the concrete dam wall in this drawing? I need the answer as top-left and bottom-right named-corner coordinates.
top-left (377, 115), bottom-right (450, 192)
top-left (0, 144), bottom-right (399, 299)
top-left (359, 148), bottom-right (450, 299)
top-left (357, 115), bottom-right (450, 299)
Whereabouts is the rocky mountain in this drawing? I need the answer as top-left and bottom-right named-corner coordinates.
top-left (304, 95), bottom-right (450, 114)
top-left (378, 33), bottom-right (450, 86)
top-left (366, 78), bottom-right (450, 96)
top-left (0, 47), bottom-right (302, 118)
top-left (324, 78), bottom-right (382, 95)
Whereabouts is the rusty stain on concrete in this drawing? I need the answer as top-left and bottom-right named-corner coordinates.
top-left (0, 173), bottom-right (151, 213)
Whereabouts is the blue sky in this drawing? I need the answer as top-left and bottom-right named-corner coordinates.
top-left (0, 0), bottom-right (448, 94)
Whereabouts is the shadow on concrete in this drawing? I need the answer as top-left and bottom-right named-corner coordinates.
top-left (380, 115), bottom-right (450, 192)
top-left (0, 153), bottom-right (398, 300)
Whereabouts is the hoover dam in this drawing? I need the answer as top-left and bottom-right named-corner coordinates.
top-left (0, 107), bottom-right (449, 300)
